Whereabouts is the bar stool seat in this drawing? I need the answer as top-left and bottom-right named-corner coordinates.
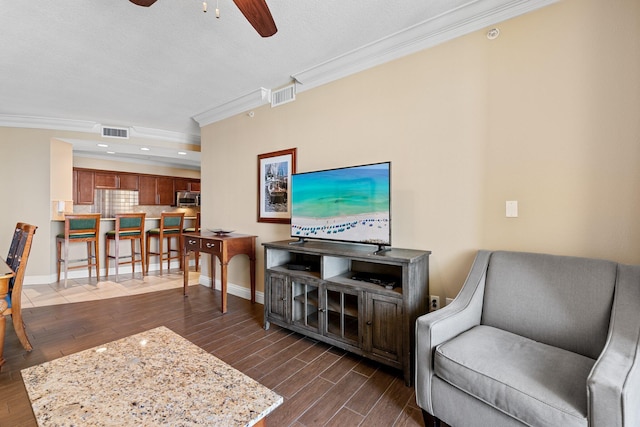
top-left (105, 213), bottom-right (146, 280)
top-left (146, 212), bottom-right (184, 274)
top-left (56, 214), bottom-right (101, 284)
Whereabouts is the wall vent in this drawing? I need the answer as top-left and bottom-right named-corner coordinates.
top-left (271, 84), bottom-right (296, 107)
top-left (101, 126), bottom-right (129, 139)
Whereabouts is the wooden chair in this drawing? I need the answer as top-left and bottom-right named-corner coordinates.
top-left (146, 212), bottom-right (184, 274)
top-left (183, 212), bottom-right (201, 271)
top-left (105, 213), bottom-right (146, 280)
top-left (56, 214), bottom-right (101, 284)
top-left (3, 222), bottom-right (37, 352)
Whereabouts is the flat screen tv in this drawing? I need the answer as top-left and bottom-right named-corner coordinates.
top-left (290, 161), bottom-right (391, 248)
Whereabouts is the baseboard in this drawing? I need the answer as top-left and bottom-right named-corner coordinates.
top-left (198, 275), bottom-right (265, 305)
top-left (23, 262), bottom-right (265, 306)
top-left (24, 260), bottom-right (191, 286)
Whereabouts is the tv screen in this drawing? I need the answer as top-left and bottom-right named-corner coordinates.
top-left (290, 162), bottom-right (391, 246)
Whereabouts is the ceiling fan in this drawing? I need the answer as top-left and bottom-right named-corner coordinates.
top-left (129, 0), bottom-right (277, 37)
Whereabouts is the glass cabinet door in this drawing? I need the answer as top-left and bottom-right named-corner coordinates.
top-left (324, 284), bottom-right (361, 346)
top-left (292, 279), bottom-right (321, 333)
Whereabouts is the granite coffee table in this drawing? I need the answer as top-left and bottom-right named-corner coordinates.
top-left (21, 326), bottom-right (282, 426)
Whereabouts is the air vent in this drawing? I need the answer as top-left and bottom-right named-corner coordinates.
top-left (271, 84), bottom-right (296, 107)
top-left (101, 126), bottom-right (129, 139)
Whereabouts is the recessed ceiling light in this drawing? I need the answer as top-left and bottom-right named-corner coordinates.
top-left (178, 151), bottom-right (187, 155)
top-left (107, 151), bottom-right (115, 154)
top-left (97, 143), bottom-right (108, 148)
top-left (140, 147), bottom-right (150, 151)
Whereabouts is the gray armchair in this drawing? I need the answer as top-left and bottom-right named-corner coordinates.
top-left (415, 250), bottom-right (640, 427)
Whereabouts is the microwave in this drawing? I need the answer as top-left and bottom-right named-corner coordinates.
top-left (176, 191), bottom-right (200, 207)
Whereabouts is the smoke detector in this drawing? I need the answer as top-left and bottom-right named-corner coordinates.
top-left (486, 28), bottom-right (500, 40)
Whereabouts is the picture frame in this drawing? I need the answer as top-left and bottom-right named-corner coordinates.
top-left (257, 148), bottom-right (297, 223)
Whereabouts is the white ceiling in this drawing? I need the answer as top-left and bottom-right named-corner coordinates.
top-left (0, 0), bottom-right (556, 169)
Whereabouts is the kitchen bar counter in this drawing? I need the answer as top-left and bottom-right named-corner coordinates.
top-left (52, 216), bottom-right (198, 221)
top-left (50, 216), bottom-right (199, 278)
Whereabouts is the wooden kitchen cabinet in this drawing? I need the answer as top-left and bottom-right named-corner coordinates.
top-left (138, 176), bottom-right (157, 205)
top-left (94, 172), bottom-right (118, 189)
top-left (94, 172), bottom-right (139, 190)
top-left (73, 168), bottom-right (195, 206)
top-left (74, 169), bottom-right (95, 205)
top-left (118, 174), bottom-right (139, 190)
top-left (174, 178), bottom-right (190, 192)
top-left (138, 175), bottom-right (174, 205)
top-left (175, 178), bottom-right (201, 192)
top-left (157, 176), bottom-right (174, 205)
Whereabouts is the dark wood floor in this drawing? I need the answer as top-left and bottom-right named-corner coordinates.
top-left (0, 284), bottom-right (426, 426)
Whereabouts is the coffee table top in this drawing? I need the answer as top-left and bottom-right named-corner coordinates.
top-left (22, 326), bottom-right (282, 426)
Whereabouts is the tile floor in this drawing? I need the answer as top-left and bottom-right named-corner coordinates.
top-left (22, 270), bottom-right (200, 308)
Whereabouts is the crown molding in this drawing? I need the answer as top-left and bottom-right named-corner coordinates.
top-left (193, 87), bottom-right (271, 127)
top-left (291, 0), bottom-right (558, 92)
top-left (0, 114), bottom-right (199, 145)
top-left (0, 114), bottom-right (100, 133)
top-left (129, 126), bottom-right (199, 145)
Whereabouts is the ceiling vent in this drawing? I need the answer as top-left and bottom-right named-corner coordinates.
top-left (101, 126), bottom-right (129, 139)
top-left (271, 84), bottom-right (296, 107)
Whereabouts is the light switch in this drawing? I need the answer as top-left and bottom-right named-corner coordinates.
top-left (506, 200), bottom-right (518, 218)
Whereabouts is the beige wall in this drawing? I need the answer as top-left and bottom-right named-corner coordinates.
top-left (0, 129), bottom-right (56, 279)
top-left (200, 0), bottom-right (640, 301)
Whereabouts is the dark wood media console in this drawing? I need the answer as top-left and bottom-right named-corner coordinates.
top-left (263, 239), bottom-right (430, 385)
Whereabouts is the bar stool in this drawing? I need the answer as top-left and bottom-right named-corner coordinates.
top-left (105, 213), bottom-right (146, 280)
top-left (56, 213), bottom-right (101, 284)
top-left (146, 212), bottom-right (184, 274)
top-left (183, 212), bottom-right (201, 271)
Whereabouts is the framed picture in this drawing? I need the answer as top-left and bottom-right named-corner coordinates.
top-left (257, 148), bottom-right (297, 223)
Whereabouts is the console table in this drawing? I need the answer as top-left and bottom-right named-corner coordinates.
top-left (263, 239), bottom-right (430, 385)
top-left (0, 257), bottom-right (15, 367)
top-left (183, 232), bottom-right (257, 313)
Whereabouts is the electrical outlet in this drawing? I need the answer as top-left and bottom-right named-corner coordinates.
top-left (430, 295), bottom-right (440, 311)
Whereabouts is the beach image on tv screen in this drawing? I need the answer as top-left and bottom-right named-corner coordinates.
top-left (291, 162), bottom-right (390, 245)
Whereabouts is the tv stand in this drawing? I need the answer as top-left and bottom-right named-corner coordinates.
top-left (263, 239), bottom-right (431, 386)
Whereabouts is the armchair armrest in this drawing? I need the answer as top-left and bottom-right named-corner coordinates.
top-left (587, 263), bottom-right (640, 427)
top-left (415, 250), bottom-right (492, 413)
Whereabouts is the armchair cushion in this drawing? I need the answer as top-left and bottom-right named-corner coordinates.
top-left (436, 325), bottom-right (594, 427)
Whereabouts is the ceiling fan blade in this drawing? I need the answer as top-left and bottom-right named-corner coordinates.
top-left (232, 0), bottom-right (278, 37)
top-left (130, 0), bottom-right (158, 6)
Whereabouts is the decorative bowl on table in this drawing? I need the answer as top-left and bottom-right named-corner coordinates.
top-left (208, 229), bottom-right (234, 235)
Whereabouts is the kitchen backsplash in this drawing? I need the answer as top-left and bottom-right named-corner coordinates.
top-left (74, 190), bottom-right (198, 219)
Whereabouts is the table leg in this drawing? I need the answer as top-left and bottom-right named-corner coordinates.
top-left (210, 254), bottom-right (216, 291)
top-left (183, 249), bottom-right (189, 296)
top-left (220, 262), bottom-right (228, 313)
top-left (250, 256), bottom-right (256, 304)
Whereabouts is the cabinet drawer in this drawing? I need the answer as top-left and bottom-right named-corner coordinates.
top-left (184, 237), bottom-right (202, 252)
top-left (200, 239), bottom-right (222, 255)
